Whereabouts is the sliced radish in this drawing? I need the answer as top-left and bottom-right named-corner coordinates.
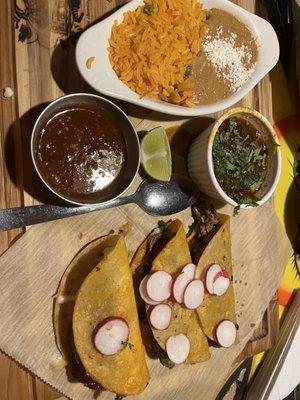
top-left (204, 263), bottom-right (222, 294)
top-left (139, 275), bottom-right (160, 305)
top-left (183, 279), bottom-right (204, 309)
top-left (213, 275), bottom-right (230, 296)
top-left (182, 263), bottom-right (196, 280)
top-left (215, 320), bottom-right (237, 348)
top-left (93, 317), bottom-right (129, 356)
top-left (171, 272), bottom-right (192, 303)
top-left (166, 334), bottom-right (190, 364)
top-left (150, 304), bottom-right (172, 330)
top-left (146, 271), bottom-right (172, 302)
top-left (213, 269), bottom-right (230, 282)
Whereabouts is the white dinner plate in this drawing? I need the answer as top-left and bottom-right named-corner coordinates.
top-left (76, 0), bottom-right (279, 116)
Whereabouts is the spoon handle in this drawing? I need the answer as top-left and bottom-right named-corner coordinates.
top-left (0, 196), bottom-right (132, 231)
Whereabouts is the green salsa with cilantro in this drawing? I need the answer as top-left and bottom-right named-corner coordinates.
top-left (212, 117), bottom-right (269, 207)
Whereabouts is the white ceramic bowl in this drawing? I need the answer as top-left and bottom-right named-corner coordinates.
top-left (187, 107), bottom-right (281, 208)
top-left (76, 0), bottom-right (279, 117)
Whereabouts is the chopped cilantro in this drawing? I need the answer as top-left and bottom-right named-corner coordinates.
top-left (158, 352), bottom-right (174, 369)
top-left (229, 117), bottom-right (237, 131)
top-left (155, 347), bottom-right (174, 369)
top-left (212, 117), bottom-right (270, 206)
top-left (158, 220), bottom-right (167, 233)
top-left (121, 340), bottom-right (134, 350)
top-left (244, 199), bottom-right (259, 208)
top-left (233, 199), bottom-right (259, 217)
top-left (233, 205), bottom-right (241, 216)
top-left (204, 9), bottom-right (211, 19)
top-left (150, 340), bottom-right (174, 368)
top-left (184, 66), bottom-right (192, 77)
top-left (144, 4), bottom-right (155, 15)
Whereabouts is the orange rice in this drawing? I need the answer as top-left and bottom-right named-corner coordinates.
top-left (108, 0), bottom-right (206, 106)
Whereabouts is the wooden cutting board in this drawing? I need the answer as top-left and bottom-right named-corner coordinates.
top-left (0, 190), bottom-right (291, 400)
top-left (0, 1), bottom-right (290, 399)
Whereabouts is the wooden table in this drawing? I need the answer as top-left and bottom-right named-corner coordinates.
top-left (0, 1), bottom-right (278, 399)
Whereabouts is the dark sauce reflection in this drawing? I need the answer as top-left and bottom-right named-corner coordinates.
top-left (36, 105), bottom-right (127, 202)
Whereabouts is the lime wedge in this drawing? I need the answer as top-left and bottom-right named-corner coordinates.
top-left (141, 127), bottom-right (172, 181)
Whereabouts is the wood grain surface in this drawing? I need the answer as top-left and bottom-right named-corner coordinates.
top-left (0, 0), bottom-right (282, 399)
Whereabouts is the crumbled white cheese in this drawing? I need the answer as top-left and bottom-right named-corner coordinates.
top-left (203, 32), bottom-right (255, 91)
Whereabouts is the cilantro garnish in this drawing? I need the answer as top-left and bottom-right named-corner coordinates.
top-left (144, 4), bottom-right (155, 15)
top-left (158, 220), bottom-right (167, 233)
top-left (155, 347), bottom-right (174, 369)
top-left (204, 9), bottom-right (211, 19)
top-left (150, 340), bottom-right (174, 368)
top-left (233, 205), bottom-right (241, 216)
top-left (212, 117), bottom-right (269, 205)
top-left (121, 340), bottom-right (134, 350)
top-left (158, 351), bottom-right (174, 369)
top-left (184, 66), bottom-right (192, 77)
top-left (233, 199), bottom-right (259, 217)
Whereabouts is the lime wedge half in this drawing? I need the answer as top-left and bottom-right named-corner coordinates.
top-left (141, 126), bottom-right (172, 181)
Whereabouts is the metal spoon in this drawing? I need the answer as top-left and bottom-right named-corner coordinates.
top-left (0, 175), bottom-right (199, 231)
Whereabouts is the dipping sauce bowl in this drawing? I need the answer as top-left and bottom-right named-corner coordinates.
top-left (31, 93), bottom-right (140, 205)
top-left (188, 107), bottom-right (281, 208)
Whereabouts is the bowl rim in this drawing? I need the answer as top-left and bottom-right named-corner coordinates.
top-left (206, 107), bottom-right (282, 208)
top-left (30, 93), bottom-right (141, 206)
top-left (75, 0), bottom-right (280, 116)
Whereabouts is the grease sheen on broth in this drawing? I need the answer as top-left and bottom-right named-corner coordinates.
top-left (36, 105), bottom-right (127, 202)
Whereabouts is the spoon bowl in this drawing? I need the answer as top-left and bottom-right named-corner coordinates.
top-left (136, 175), bottom-right (199, 216)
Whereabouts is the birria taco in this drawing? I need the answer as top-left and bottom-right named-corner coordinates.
top-left (133, 219), bottom-right (210, 365)
top-left (54, 235), bottom-right (149, 396)
top-left (195, 214), bottom-right (237, 342)
top-left (133, 210), bottom-right (237, 361)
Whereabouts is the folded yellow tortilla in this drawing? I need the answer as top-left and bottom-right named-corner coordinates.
top-left (195, 214), bottom-right (236, 340)
top-left (54, 236), bottom-right (115, 367)
top-left (148, 220), bottom-right (210, 364)
top-left (55, 235), bottom-right (149, 396)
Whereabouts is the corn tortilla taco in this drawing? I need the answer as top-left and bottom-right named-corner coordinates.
top-left (147, 220), bottom-right (210, 364)
top-left (54, 235), bottom-right (149, 396)
top-left (53, 235), bottom-right (115, 379)
top-left (195, 214), bottom-right (237, 340)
